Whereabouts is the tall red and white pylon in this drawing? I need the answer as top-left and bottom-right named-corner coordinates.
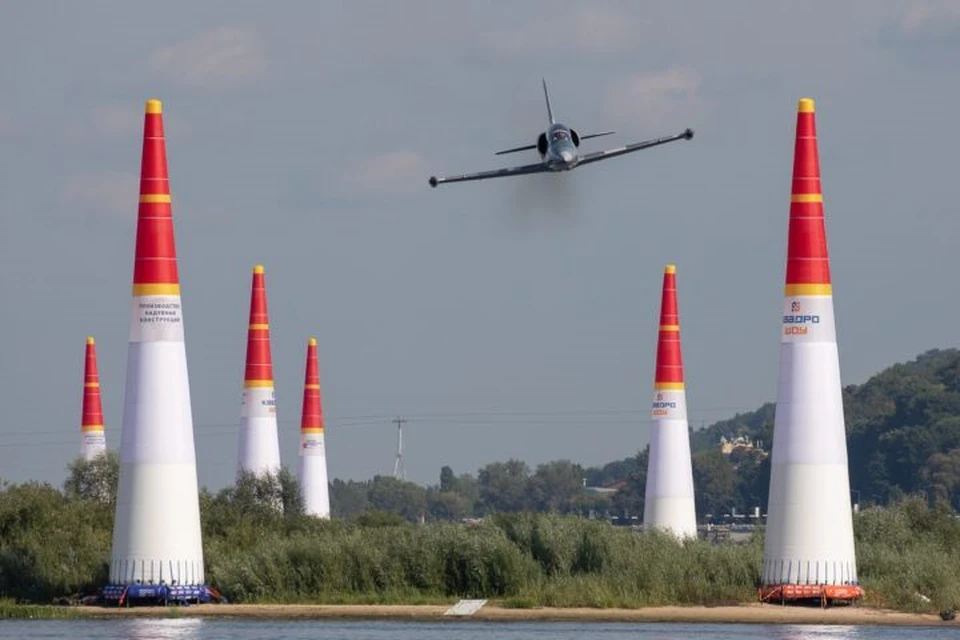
top-left (298, 338), bottom-right (330, 518)
top-left (643, 265), bottom-right (697, 539)
top-left (761, 98), bottom-right (862, 602)
top-left (80, 336), bottom-right (107, 460)
top-left (237, 265), bottom-right (281, 479)
top-left (109, 99), bottom-right (205, 587)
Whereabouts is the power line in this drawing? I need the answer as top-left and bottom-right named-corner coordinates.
top-left (0, 405), bottom-right (758, 451)
top-left (0, 405), bottom-right (753, 439)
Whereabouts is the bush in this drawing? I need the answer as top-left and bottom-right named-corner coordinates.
top-left (2, 462), bottom-right (960, 612)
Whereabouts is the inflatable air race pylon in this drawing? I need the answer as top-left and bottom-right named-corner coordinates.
top-left (80, 336), bottom-right (107, 460)
top-left (760, 98), bottom-right (862, 604)
top-left (643, 265), bottom-right (697, 540)
top-left (298, 338), bottom-right (330, 518)
top-left (104, 99), bottom-right (213, 605)
top-left (237, 264), bottom-right (282, 480)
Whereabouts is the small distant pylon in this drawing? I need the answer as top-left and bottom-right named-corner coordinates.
top-left (392, 416), bottom-right (406, 480)
top-left (298, 337), bottom-right (330, 518)
top-left (80, 336), bottom-right (107, 460)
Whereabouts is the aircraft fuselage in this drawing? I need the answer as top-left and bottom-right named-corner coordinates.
top-left (545, 123), bottom-right (578, 171)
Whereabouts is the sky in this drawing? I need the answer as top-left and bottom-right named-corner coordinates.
top-left (2, 1), bottom-right (959, 491)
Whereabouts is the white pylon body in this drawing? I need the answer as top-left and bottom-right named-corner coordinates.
top-left (644, 388), bottom-right (697, 539)
top-left (763, 296), bottom-right (857, 586)
top-left (109, 99), bottom-right (205, 586)
top-left (299, 431), bottom-right (330, 517)
top-left (112, 339), bottom-right (205, 585)
top-left (81, 430), bottom-right (107, 461)
top-left (238, 387), bottom-right (281, 476)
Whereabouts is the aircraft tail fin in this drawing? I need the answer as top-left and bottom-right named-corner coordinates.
top-left (542, 78), bottom-right (555, 125)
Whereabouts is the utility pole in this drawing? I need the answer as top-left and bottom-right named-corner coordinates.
top-left (392, 416), bottom-right (407, 480)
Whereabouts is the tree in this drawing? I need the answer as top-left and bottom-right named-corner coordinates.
top-left (921, 448), bottom-right (960, 509)
top-left (366, 476), bottom-right (427, 522)
top-left (477, 459), bottom-right (530, 514)
top-left (529, 460), bottom-right (584, 513)
top-left (692, 450), bottom-right (737, 517)
top-left (426, 488), bottom-right (471, 520)
top-left (609, 448), bottom-right (648, 519)
top-left (330, 478), bottom-right (369, 519)
top-left (63, 451), bottom-right (119, 505)
top-left (440, 465), bottom-right (456, 492)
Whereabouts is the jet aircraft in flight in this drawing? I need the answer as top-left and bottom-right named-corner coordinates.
top-left (428, 80), bottom-right (693, 188)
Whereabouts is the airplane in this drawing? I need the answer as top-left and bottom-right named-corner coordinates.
top-left (428, 79), bottom-right (693, 188)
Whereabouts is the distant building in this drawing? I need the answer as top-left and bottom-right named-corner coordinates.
top-left (719, 435), bottom-right (767, 457)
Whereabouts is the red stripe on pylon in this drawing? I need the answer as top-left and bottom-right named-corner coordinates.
top-left (133, 99), bottom-right (179, 289)
top-left (301, 339), bottom-right (324, 431)
top-left (654, 266), bottom-right (684, 387)
top-left (82, 337), bottom-right (105, 429)
top-left (243, 266), bottom-right (274, 385)
top-left (785, 98), bottom-right (831, 288)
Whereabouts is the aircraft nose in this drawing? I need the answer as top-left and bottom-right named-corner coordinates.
top-left (561, 149), bottom-right (575, 163)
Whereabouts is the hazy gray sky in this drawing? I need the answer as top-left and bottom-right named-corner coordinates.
top-left (2, 1), bottom-right (959, 490)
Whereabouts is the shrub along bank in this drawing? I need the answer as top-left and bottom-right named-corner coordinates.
top-left (0, 458), bottom-right (958, 612)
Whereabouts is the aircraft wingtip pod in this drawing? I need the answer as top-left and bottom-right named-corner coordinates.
top-left (786, 95), bottom-right (831, 297)
top-left (645, 264), bottom-right (696, 539)
top-left (761, 98), bottom-right (862, 605)
top-left (238, 263), bottom-right (280, 479)
top-left (81, 335), bottom-right (107, 461)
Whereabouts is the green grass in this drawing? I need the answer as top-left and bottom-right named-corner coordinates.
top-left (0, 599), bottom-right (88, 620)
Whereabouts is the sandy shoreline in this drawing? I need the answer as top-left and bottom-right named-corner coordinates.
top-left (66, 602), bottom-right (956, 626)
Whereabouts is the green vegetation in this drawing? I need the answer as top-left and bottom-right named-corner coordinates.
top-left (0, 599), bottom-right (89, 619)
top-left (2, 348), bottom-right (960, 613)
top-left (2, 455), bottom-right (960, 613)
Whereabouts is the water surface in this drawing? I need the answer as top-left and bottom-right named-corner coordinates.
top-left (2, 619), bottom-right (955, 640)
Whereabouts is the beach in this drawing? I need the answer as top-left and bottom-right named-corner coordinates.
top-left (67, 602), bottom-right (956, 626)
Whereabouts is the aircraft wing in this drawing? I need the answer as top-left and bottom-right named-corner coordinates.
top-left (576, 128), bottom-right (694, 167)
top-left (429, 161), bottom-right (549, 187)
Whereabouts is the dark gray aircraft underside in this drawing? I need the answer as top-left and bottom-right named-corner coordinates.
top-left (429, 79), bottom-right (694, 188)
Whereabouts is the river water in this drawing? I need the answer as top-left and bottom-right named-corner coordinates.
top-left (0, 619), bottom-right (955, 640)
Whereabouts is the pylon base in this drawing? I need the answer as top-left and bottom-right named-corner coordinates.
top-left (759, 583), bottom-right (864, 606)
top-left (101, 583), bottom-right (226, 607)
